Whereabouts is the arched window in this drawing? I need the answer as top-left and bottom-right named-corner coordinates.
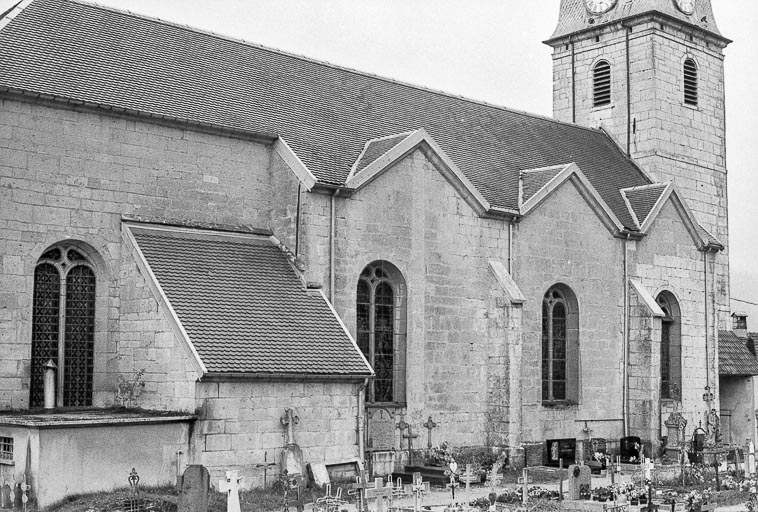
top-left (684, 58), bottom-right (698, 106)
top-left (30, 244), bottom-right (96, 408)
top-left (542, 285), bottom-right (580, 403)
top-left (356, 261), bottom-right (407, 404)
top-left (593, 60), bottom-right (612, 107)
top-left (656, 291), bottom-right (682, 400)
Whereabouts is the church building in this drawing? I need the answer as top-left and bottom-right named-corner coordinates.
top-left (0, 0), bottom-right (751, 505)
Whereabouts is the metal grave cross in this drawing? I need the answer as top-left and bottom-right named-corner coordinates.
top-left (422, 416), bottom-right (438, 449)
top-left (364, 478), bottom-right (392, 512)
top-left (446, 461), bottom-right (460, 503)
top-left (517, 468), bottom-right (533, 505)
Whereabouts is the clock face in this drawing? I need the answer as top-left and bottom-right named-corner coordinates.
top-left (584, 0), bottom-right (617, 15)
top-left (674, 0), bottom-right (696, 15)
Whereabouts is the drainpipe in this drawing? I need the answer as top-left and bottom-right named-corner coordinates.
top-left (330, 190), bottom-right (340, 304)
top-left (571, 38), bottom-right (576, 123)
top-left (357, 378), bottom-right (367, 463)
top-left (508, 220), bottom-right (514, 275)
top-left (625, 25), bottom-right (632, 156)
top-left (703, 251), bottom-right (710, 395)
top-left (623, 235), bottom-right (630, 437)
top-left (294, 182), bottom-right (302, 258)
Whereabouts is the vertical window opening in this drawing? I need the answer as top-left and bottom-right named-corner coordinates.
top-left (684, 58), bottom-right (698, 106)
top-left (542, 285), bottom-right (579, 403)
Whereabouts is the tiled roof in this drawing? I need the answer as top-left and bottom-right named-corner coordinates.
top-left (520, 166), bottom-right (565, 206)
top-left (719, 330), bottom-right (758, 376)
top-left (0, 0), bottom-right (657, 229)
top-left (623, 184), bottom-right (668, 227)
top-left (129, 225), bottom-right (372, 376)
top-left (547, 0), bottom-right (725, 43)
top-left (353, 132), bottom-right (415, 175)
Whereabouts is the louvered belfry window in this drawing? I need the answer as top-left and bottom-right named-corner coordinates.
top-left (684, 58), bottom-right (698, 106)
top-left (30, 246), bottom-right (95, 408)
top-left (593, 60), bottom-right (612, 107)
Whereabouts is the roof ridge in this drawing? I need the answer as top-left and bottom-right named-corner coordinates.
top-left (63, 0), bottom-right (608, 136)
top-left (620, 182), bottom-right (669, 193)
top-left (0, 0), bottom-right (35, 31)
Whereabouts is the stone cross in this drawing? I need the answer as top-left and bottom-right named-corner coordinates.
top-left (219, 470), bottom-right (243, 512)
top-left (422, 416), bottom-right (438, 449)
top-left (643, 458), bottom-right (654, 480)
top-left (462, 464), bottom-right (474, 504)
top-left (348, 470), bottom-right (371, 512)
top-left (364, 477), bottom-right (392, 512)
top-left (411, 472), bottom-right (427, 512)
top-left (281, 408), bottom-right (300, 446)
top-left (397, 417), bottom-right (419, 465)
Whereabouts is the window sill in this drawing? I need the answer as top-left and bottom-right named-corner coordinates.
top-left (542, 400), bottom-right (579, 409)
top-left (366, 402), bottom-right (407, 409)
top-left (683, 102), bottom-right (700, 111)
top-left (0, 460), bottom-right (13, 466)
top-left (591, 103), bottom-right (614, 112)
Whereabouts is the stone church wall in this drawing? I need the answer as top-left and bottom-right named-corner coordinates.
top-left (0, 97), bottom-right (273, 407)
top-left (632, 198), bottom-right (714, 445)
top-left (300, 149), bottom-right (515, 451)
top-left (193, 380), bottom-right (361, 489)
top-left (513, 178), bottom-right (624, 461)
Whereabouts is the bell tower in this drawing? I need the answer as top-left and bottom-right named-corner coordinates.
top-left (545, 0), bottom-right (732, 323)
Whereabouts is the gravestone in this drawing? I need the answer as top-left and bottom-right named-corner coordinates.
top-left (546, 438), bottom-right (576, 467)
top-left (747, 439), bottom-right (756, 475)
top-left (364, 478), bottom-right (392, 512)
top-left (178, 465), bottom-right (210, 512)
top-left (620, 436), bottom-right (642, 462)
top-left (219, 470), bottom-right (243, 512)
top-left (368, 409), bottom-right (395, 450)
top-left (307, 462), bottom-right (330, 488)
top-left (567, 464), bottom-right (591, 500)
top-left (281, 408), bottom-right (305, 484)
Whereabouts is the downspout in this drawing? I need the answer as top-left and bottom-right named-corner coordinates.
top-left (508, 220), bottom-right (514, 275)
top-left (623, 234), bottom-right (630, 437)
top-left (294, 182), bottom-right (302, 258)
top-left (330, 190), bottom-right (339, 304)
top-left (703, 250), bottom-right (710, 394)
top-left (625, 25), bottom-right (632, 156)
top-left (571, 38), bottom-right (576, 123)
top-left (358, 378), bottom-right (367, 462)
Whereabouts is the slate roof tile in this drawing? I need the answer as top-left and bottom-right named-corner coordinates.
top-left (0, 0), bottom-right (654, 229)
top-left (520, 166), bottom-right (565, 206)
top-left (623, 184), bottom-right (668, 227)
top-left (130, 226), bottom-right (372, 376)
top-left (719, 330), bottom-right (758, 376)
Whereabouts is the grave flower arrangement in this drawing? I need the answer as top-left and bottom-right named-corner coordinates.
top-left (686, 488), bottom-right (713, 511)
top-left (428, 442), bottom-right (454, 466)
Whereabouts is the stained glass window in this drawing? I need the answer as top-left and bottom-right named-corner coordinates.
top-left (657, 292), bottom-right (681, 400)
top-left (356, 262), bottom-right (406, 403)
top-left (542, 286), bottom-right (577, 403)
top-left (30, 245), bottom-right (95, 408)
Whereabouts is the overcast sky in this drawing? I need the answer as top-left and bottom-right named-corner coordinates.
top-left (9, 0), bottom-right (758, 321)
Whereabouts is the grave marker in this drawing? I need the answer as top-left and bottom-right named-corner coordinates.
top-left (411, 472), bottom-right (427, 512)
top-left (19, 475), bottom-right (29, 512)
top-left (446, 461), bottom-right (459, 503)
top-left (368, 408), bottom-right (394, 450)
top-left (364, 478), bottom-right (392, 512)
top-left (567, 464), bottom-right (591, 500)
top-left (517, 468), bottom-right (533, 505)
top-left (219, 470), bottom-right (243, 512)
top-left (178, 465), bottom-right (210, 512)
top-left (396, 417), bottom-right (419, 466)
top-left (127, 468), bottom-right (140, 512)
top-left (307, 462), bottom-right (330, 488)
top-left (747, 439), bottom-right (756, 475)
top-left (422, 416), bottom-right (438, 449)
top-left (348, 471), bottom-right (371, 512)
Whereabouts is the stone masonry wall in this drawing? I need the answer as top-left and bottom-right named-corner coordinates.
top-left (0, 97), bottom-right (273, 407)
top-left (632, 198), bottom-right (714, 445)
top-left (116, 231), bottom-right (197, 412)
top-left (193, 380), bottom-right (361, 489)
top-left (513, 178), bottom-right (624, 455)
top-left (300, 149), bottom-right (515, 451)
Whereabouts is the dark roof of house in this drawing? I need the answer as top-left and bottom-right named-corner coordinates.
top-left (130, 226), bottom-right (371, 376)
top-left (547, 0), bottom-right (725, 43)
top-left (719, 330), bottom-right (758, 376)
top-left (625, 184), bottom-right (668, 227)
top-left (0, 0), bottom-right (660, 229)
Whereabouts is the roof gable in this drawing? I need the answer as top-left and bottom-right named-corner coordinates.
top-left (0, 0), bottom-right (655, 229)
top-left (125, 223), bottom-right (372, 377)
top-left (719, 330), bottom-right (758, 376)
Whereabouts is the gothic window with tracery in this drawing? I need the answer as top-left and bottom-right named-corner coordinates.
top-left (30, 245), bottom-right (96, 408)
top-left (356, 261), bottom-right (407, 404)
top-left (542, 285), bottom-right (580, 403)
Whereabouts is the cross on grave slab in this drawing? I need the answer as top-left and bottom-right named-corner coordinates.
top-left (364, 478), bottom-right (392, 512)
top-left (219, 470), bottom-right (243, 512)
top-left (411, 472), bottom-right (427, 512)
top-left (422, 416), bottom-right (438, 449)
top-left (517, 468), bottom-right (533, 505)
top-left (397, 417), bottom-right (419, 466)
top-left (462, 464), bottom-right (474, 505)
top-left (349, 470), bottom-right (371, 512)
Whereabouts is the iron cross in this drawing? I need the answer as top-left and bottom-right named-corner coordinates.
top-left (397, 417), bottom-right (419, 465)
top-left (422, 416), bottom-right (437, 449)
